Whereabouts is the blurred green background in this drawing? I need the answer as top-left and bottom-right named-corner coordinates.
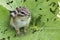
top-left (0, 0), bottom-right (60, 40)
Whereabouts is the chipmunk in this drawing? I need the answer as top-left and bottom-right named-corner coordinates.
top-left (10, 7), bottom-right (31, 35)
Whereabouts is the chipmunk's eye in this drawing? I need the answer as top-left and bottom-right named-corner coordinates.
top-left (21, 12), bottom-right (25, 14)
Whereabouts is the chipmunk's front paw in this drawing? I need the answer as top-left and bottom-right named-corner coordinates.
top-left (14, 33), bottom-right (20, 37)
top-left (16, 31), bottom-right (21, 36)
top-left (15, 29), bottom-right (21, 36)
top-left (23, 30), bottom-right (28, 35)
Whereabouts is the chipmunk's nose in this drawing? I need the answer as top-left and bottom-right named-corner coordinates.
top-left (27, 14), bottom-right (30, 16)
top-left (26, 13), bottom-right (30, 16)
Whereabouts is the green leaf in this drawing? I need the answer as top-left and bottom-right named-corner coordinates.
top-left (0, 0), bottom-right (60, 40)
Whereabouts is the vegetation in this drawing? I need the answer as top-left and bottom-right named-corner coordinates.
top-left (0, 0), bottom-right (60, 40)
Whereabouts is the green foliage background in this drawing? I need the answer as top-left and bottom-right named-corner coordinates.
top-left (0, 0), bottom-right (60, 40)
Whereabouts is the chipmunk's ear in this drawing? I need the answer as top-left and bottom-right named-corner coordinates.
top-left (22, 6), bottom-right (27, 9)
top-left (16, 6), bottom-right (21, 9)
top-left (19, 6), bottom-right (21, 8)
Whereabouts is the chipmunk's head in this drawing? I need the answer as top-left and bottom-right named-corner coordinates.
top-left (16, 7), bottom-right (31, 17)
top-left (10, 7), bottom-right (31, 18)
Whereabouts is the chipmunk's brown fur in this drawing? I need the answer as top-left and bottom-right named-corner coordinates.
top-left (10, 7), bottom-right (31, 35)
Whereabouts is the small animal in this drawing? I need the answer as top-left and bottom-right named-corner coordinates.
top-left (10, 7), bottom-right (31, 35)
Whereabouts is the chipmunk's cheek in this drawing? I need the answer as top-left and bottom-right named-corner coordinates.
top-left (11, 13), bottom-right (16, 17)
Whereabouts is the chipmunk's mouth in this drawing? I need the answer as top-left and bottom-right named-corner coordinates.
top-left (17, 14), bottom-right (24, 17)
top-left (17, 13), bottom-right (30, 17)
